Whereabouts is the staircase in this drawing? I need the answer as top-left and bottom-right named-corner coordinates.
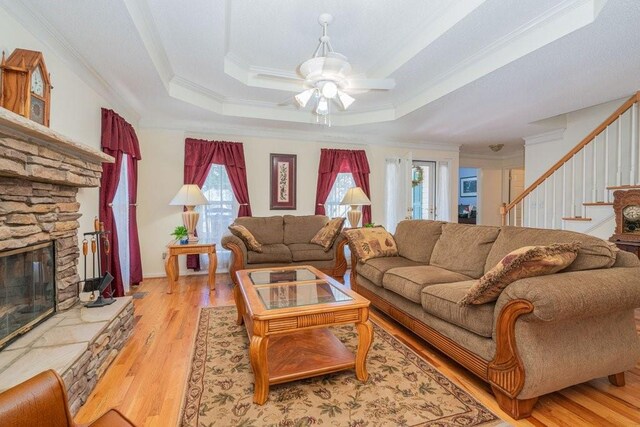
top-left (501, 92), bottom-right (640, 237)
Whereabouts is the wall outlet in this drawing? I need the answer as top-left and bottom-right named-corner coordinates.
top-left (162, 252), bottom-right (167, 260)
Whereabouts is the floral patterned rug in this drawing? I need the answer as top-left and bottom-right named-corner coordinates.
top-left (180, 306), bottom-right (502, 427)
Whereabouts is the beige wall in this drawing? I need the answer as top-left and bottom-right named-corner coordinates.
top-left (0, 7), bottom-right (137, 277)
top-left (137, 128), bottom-right (459, 277)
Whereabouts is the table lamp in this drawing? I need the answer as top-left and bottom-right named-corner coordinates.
top-left (340, 187), bottom-right (371, 228)
top-left (170, 184), bottom-right (209, 243)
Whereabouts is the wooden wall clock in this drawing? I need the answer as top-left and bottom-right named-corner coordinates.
top-left (610, 189), bottom-right (640, 242)
top-left (0, 48), bottom-right (51, 127)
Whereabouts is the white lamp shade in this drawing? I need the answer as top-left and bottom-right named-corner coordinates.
top-left (337, 90), bottom-right (355, 110)
top-left (340, 187), bottom-right (371, 206)
top-left (169, 184), bottom-right (209, 206)
top-left (295, 88), bottom-right (315, 108)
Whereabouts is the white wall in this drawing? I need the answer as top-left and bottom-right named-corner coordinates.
top-left (137, 128), bottom-right (459, 277)
top-left (0, 7), bottom-right (137, 277)
top-left (524, 97), bottom-right (628, 185)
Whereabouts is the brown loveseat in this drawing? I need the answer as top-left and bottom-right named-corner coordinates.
top-left (222, 215), bottom-right (347, 285)
top-left (349, 220), bottom-right (640, 420)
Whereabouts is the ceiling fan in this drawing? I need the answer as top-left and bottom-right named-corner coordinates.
top-left (260, 13), bottom-right (395, 124)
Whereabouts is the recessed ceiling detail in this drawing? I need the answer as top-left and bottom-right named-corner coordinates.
top-left (3, 0), bottom-right (638, 150)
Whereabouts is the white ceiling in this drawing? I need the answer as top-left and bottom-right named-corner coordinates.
top-left (2, 0), bottom-right (640, 153)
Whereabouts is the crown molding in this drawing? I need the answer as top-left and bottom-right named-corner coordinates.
top-left (367, 0), bottom-right (487, 78)
top-left (397, 0), bottom-right (607, 119)
top-left (523, 128), bottom-right (566, 146)
top-left (0, 0), bottom-right (141, 123)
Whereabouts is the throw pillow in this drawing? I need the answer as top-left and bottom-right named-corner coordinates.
top-left (343, 227), bottom-right (398, 262)
top-left (311, 217), bottom-right (345, 251)
top-left (459, 242), bottom-right (581, 306)
top-left (228, 224), bottom-right (263, 253)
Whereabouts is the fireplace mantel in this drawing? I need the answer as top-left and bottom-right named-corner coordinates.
top-left (0, 107), bottom-right (113, 187)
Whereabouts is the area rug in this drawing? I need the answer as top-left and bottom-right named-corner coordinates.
top-left (180, 306), bottom-right (502, 426)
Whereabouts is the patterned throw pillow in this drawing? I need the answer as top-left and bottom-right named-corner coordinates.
top-left (311, 217), bottom-right (345, 251)
top-left (459, 242), bottom-right (581, 306)
top-left (343, 227), bottom-right (398, 262)
top-left (228, 224), bottom-right (263, 253)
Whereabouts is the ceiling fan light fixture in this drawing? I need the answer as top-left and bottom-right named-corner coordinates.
top-left (320, 81), bottom-right (338, 99)
top-left (294, 88), bottom-right (315, 108)
top-left (337, 90), bottom-right (355, 110)
top-left (316, 96), bottom-right (329, 115)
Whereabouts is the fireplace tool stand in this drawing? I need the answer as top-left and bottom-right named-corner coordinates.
top-left (81, 218), bottom-right (115, 308)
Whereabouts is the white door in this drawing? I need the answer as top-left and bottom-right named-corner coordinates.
top-left (384, 152), bottom-right (412, 232)
top-left (412, 160), bottom-right (437, 220)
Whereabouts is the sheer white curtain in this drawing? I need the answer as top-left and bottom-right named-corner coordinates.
top-left (197, 164), bottom-right (239, 272)
top-left (437, 161), bottom-right (451, 221)
top-left (384, 154), bottom-right (412, 232)
top-left (112, 154), bottom-right (130, 293)
top-left (324, 173), bottom-right (355, 218)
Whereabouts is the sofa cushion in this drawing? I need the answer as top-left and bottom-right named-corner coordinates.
top-left (430, 223), bottom-right (501, 278)
top-left (228, 224), bottom-right (262, 252)
top-left (247, 244), bottom-right (292, 264)
top-left (382, 266), bottom-right (473, 304)
top-left (356, 257), bottom-right (422, 286)
top-left (421, 281), bottom-right (495, 338)
top-left (310, 217), bottom-right (345, 250)
top-left (283, 215), bottom-right (328, 244)
top-left (394, 220), bottom-right (444, 263)
top-left (460, 242), bottom-right (581, 306)
top-left (235, 216), bottom-right (284, 245)
top-left (485, 226), bottom-right (617, 273)
top-left (344, 227), bottom-right (398, 262)
top-left (288, 243), bottom-right (335, 262)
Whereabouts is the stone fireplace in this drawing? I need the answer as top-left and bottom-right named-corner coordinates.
top-left (0, 107), bottom-right (134, 413)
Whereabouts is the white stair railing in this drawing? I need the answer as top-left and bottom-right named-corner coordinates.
top-left (502, 92), bottom-right (640, 228)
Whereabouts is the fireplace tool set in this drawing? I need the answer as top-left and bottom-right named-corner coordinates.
top-left (81, 217), bottom-right (115, 308)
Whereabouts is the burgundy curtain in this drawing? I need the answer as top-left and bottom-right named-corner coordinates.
top-left (314, 148), bottom-right (371, 224)
top-left (99, 108), bottom-right (143, 297)
top-left (183, 138), bottom-right (252, 270)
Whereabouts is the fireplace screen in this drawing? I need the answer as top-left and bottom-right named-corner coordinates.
top-left (0, 241), bottom-right (55, 349)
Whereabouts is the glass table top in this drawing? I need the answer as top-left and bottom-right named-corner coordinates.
top-left (256, 281), bottom-right (353, 310)
top-left (248, 268), bottom-right (320, 285)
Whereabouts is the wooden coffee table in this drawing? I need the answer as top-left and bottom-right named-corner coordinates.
top-left (234, 265), bottom-right (373, 404)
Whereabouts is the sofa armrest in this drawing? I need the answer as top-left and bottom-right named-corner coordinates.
top-left (221, 233), bottom-right (247, 266)
top-left (330, 233), bottom-right (346, 256)
top-left (494, 267), bottom-right (640, 324)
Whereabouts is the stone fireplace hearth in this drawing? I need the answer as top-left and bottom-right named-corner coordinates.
top-left (0, 107), bottom-right (134, 413)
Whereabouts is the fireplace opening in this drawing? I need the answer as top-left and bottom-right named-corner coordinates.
top-left (0, 241), bottom-right (56, 350)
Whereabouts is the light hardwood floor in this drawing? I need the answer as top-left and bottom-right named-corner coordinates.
top-left (75, 272), bottom-right (640, 427)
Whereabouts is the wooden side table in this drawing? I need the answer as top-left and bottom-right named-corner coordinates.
top-left (611, 240), bottom-right (640, 259)
top-left (164, 241), bottom-right (217, 294)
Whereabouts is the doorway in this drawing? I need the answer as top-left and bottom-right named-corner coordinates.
top-left (458, 167), bottom-right (478, 224)
top-left (411, 161), bottom-right (437, 220)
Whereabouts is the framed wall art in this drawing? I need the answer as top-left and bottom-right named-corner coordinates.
top-left (270, 153), bottom-right (297, 210)
top-left (460, 176), bottom-right (477, 197)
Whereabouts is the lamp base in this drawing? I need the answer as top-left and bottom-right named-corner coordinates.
top-left (182, 208), bottom-right (200, 243)
top-left (347, 206), bottom-right (362, 228)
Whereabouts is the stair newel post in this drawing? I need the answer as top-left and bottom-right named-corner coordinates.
top-left (605, 126), bottom-right (610, 202)
top-left (543, 180), bottom-right (548, 228)
top-left (631, 102), bottom-right (638, 186)
top-left (552, 173), bottom-right (557, 229)
top-left (500, 203), bottom-right (507, 226)
top-left (592, 137), bottom-right (597, 202)
top-left (571, 156), bottom-right (576, 218)
top-left (617, 118), bottom-right (622, 187)
top-left (562, 163), bottom-right (567, 222)
top-left (582, 148), bottom-right (587, 218)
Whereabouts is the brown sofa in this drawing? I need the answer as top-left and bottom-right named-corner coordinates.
top-left (222, 215), bottom-right (347, 285)
top-left (349, 220), bottom-right (640, 419)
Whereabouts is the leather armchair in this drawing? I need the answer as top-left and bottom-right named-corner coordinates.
top-left (0, 370), bottom-right (136, 427)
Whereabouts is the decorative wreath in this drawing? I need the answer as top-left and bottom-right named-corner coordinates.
top-left (412, 166), bottom-right (424, 187)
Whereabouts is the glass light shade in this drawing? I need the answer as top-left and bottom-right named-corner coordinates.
top-left (316, 96), bottom-right (329, 115)
top-left (337, 90), bottom-right (355, 110)
top-left (321, 81), bottom-right (338, 98)
top-left (294, 88), bottom-right (315, 108)
top-left (169, 184), bottom-right (209, 206)
top-left (340, 187), bottom-right (371, 206)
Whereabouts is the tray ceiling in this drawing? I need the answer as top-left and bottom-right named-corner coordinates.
top-left (2, 0), bottom-right (640, 150)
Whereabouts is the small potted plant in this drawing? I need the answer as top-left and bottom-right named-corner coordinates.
top-left (171, 225), bottom-right (189, 244)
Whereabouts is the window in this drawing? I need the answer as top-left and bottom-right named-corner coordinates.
top-left (324, 173), bottom-right (356, 218)
top-left (196, 164), bottom-right (238, 271)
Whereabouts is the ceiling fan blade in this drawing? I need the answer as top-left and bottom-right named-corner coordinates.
top-left (347, 78), bottom-right (396, 90)
top-left (277, 96), bottom-right (296, 107)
